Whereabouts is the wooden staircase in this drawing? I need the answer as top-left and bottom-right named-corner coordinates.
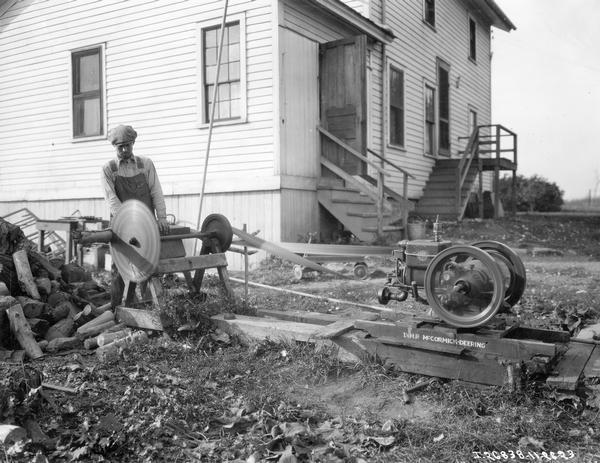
top-left (414, 159), bottom-right (478, 220)
top-left (415, 124), bottom-right (517, 221)
top-left (317, 127), bottom-right (415, 242)
top-left (318, 177), bottom-right (413, 242)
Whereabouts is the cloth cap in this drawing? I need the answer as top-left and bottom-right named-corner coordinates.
top-left (108, 125), bottom-right (138, 145)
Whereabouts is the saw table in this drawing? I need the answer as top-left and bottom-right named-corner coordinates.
top-left (78, 200), bottom-right (235, 307)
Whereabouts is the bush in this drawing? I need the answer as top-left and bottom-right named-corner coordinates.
top-left (499, 174), bottom-right (564, 212)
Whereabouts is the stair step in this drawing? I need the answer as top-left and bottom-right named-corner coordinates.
top-left (331, 197), bottom-right (376, 205)
top-left (347, 211), bottom-right (392, 219)
top-left (362, 225), bottom-right (404, 233)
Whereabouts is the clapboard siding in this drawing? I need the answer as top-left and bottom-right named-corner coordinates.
top-left (280, 189), bottom-right (319, 242)
top-left (371, 0), bottom-right (494, 198)
top-left (0, 0), bottom-right (276, 204)
top-left (0, 189), bottom-right (280, 270)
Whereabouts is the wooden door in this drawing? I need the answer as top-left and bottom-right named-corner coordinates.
top-left (319, 35), bottom-right (367, 176)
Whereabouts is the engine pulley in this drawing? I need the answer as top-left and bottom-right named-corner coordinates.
top-left (423, 245), bottom-right (506, 328)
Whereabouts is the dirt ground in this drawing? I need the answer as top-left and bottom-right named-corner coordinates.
top-left (2, 214), bottom-right (600, 462)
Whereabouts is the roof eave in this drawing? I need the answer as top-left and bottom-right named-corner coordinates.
top-left (483, 0), bottom-right (516, 31)
top-left (307, 0), bottom-right (395, 44)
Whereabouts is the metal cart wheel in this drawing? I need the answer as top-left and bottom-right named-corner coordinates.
top-left (353, 262), bottom-right (369, 279)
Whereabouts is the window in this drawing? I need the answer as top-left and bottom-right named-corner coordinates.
top-left (437, 60), bottom-right (450, 154)
top-left (424, 0), bottom-right (435, 27)
top-left (425, 85), bottom-right (436, 155)
top-left (469, 18), bottom-right (477, 61)
top-left (201, 20), bottom-right (244, 123)
top-left (71, 46), bottom-right (104, 138)
top-left (389, 66), bottom-right (404, 147)
top-left (468, 108), bottom-right (478, 135)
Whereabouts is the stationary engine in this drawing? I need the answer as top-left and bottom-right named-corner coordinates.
top-left (378, 224), bottom-right (526, 328)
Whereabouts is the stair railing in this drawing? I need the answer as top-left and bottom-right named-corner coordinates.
top-left (456, 126), bottom-right (480, 217)
top-left (476, 124), bottom-right (518, 217)
top-left (318, 126), bottom-right (413, 235)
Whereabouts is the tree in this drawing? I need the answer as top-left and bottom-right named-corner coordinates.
top-left (499, 174), bottom-right (564, 212)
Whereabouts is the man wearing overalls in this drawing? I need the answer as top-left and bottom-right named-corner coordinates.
top-left (101, 125), bottom-right (170, 308)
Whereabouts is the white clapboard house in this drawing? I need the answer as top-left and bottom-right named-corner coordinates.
top-left (0, 0), bottom-right (515, 266)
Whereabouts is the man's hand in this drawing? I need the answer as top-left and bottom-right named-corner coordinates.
top-left (157, 218), bottom-right (170, 235)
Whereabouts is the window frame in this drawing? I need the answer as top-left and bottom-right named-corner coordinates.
top-left (69, 43), bottom-right (106, 142)
top-left (197, 13), bottom-right (247, 127)
top-left (437, 58), bottom-right (451, 156)
top-left (424, 83), bottom-right (437, 156)
top-left (468, 106), bottom-right (478, 136)
top-left (468, 16), bottom-right (477, 62)
top-left (387, 62), bottom-right (405, 149)
top-left (423, 0), bottom-right (436, 29)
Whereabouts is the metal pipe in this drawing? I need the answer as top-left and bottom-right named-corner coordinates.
top-left (194, 0), bottom-right (229, 255)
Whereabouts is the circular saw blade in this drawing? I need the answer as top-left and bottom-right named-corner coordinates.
top-left (111, 199), bottom-right (160, 283)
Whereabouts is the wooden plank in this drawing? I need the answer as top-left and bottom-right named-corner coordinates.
top-left (583, 346), bottom-right (600, 379)
top-left (312, 319), bottom-right (356, 339)
top-left (354, 320), bottom-right (557, 360)
top-left (274, 242), bottom-right (393, 256)
top-left (157, 253), bottom-right (227, 274)
top-left (547, 343), bottom-right (595, 390)
top-left (360, 338), bottom-right (510, 387)
top-left (210, 314), bottom-right (361, 363)
top-left (116, 307), bottom-right (163, 331)
top-left (256, 309), bottom-right (379, 325)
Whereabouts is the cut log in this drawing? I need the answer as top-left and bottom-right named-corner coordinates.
top-left (42, 301), bottom-right (71, 323)
top-left (46, 336), bottom-right (82, 353)
top-left (0, 281), bottom-right (9, 296)
top-left (91, 302), bottom-right (111, 317)
top-left (47, 291), bottom-right (69, 307)
top-left (12, 250), bottom-right (41, 299)
top-left (84, 327), bottom-right (130, 350)
top-left (73, 304), bottom-right (94, 327)
top-left (97, 329), bottom-right (132, 347)
top-left (0, 424), bottom-right (27, 446)
top-left (27, 317), bottom-right (50, 336)
top-left (35, 277), bottom-right (52, 296)
top-left (16, 297), bottom-right (45, 318)
top-left (0, 295), bottom-right (17, 310)
top-left (27, 251), bottom-right (61, 280)
top-left (116, 306), bottom-right (163, 331)
top-left (76, 310), bottom-right (114, 335)
top-left (76, 320), bottom-right (117, 340)
top-left (45, 317), bottom-right (75, 341)
top-left (6, 303), bottom-right (44, 359)
top-left (0, 296), bottom-right (15, 348)
top-left (96, 331), bottom-right (149, 362)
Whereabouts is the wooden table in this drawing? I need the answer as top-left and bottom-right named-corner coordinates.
top-left (36, 219), bottom-right (79, 264)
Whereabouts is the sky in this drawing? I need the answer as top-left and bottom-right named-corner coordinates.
top-left (490, 0), bottom-right (600, 200)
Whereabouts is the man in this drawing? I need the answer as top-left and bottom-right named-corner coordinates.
top-left (102, 124), bottom-right (169, 308)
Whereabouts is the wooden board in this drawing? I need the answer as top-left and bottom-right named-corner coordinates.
top-left (210, 314), bottom-right (361, 363)
top-left (116, 307), bottom-right (163, 331)
top-left (547, 343), bottom-right (596, 390)
top-left (157, 253), bottom-right (227, 274)
top-left (256, 309), bottom-right (379, 326)
top-left (583, 345), bottom-right (600, 379)
top-left (354, 320), bottom-right (558, 361)
top-left (312, 319), bottom-right (356, 339)
top-left (359, 338), bottom-right (511, 387)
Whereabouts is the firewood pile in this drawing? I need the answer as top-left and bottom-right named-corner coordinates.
top-left (0, 216), bottom-right (149, 362)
